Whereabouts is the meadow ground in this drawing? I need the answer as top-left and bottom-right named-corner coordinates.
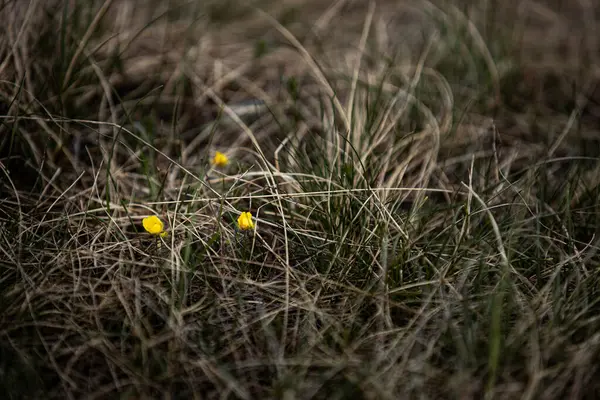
top-left (1, 0), bottom-right (600, 398)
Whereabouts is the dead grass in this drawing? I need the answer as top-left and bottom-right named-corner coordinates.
top-left (1, 0), bottom-right (600, 399)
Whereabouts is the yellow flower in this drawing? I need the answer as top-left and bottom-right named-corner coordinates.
top-left (142, 215), bottom-right (168, 237)
top-left (237, 211), bottom-right (254, 230)
top-left (212, 151), bottom-right (229, 167)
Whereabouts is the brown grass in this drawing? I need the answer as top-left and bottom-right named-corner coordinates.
top-left (1, 0), bottom-right (600, 399)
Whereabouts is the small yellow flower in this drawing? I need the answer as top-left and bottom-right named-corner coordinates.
top-left (142, 215), bottom-right (168, 237)
top-left (237, 211), bottom-right (254, 230)
top-left (212, 151), bottom-right (229, 167)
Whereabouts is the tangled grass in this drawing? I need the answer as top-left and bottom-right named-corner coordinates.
top-left (2, 0), bottom-right (600, 398)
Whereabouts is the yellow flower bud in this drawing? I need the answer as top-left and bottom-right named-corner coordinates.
top-left (142, 215), bottom-right (168, 237)
top-left (212, 151), bottom-right (229, 167)
top-left (237, 211), bottom-right (254, 230)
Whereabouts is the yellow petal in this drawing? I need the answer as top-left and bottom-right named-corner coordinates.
top-left (212, 151), bottom-right (229, 167)
top-left (237, 211), bottom-right (254, 230)
top-left (142, 215), bottom-right (165, 235)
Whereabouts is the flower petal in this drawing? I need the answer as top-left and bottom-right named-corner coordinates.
top-left (212, 151), bottom-right (229, 167)
top-left (237, 211), bottom-right (254, 230)
top-left (143, 215), bottom-right (165, 235)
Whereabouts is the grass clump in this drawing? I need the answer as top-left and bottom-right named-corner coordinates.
top-left (2, 0), bottom-right (600, 398)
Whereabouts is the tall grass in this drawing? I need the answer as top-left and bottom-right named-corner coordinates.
top-left (1, 0), bottom-right (600, 398)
